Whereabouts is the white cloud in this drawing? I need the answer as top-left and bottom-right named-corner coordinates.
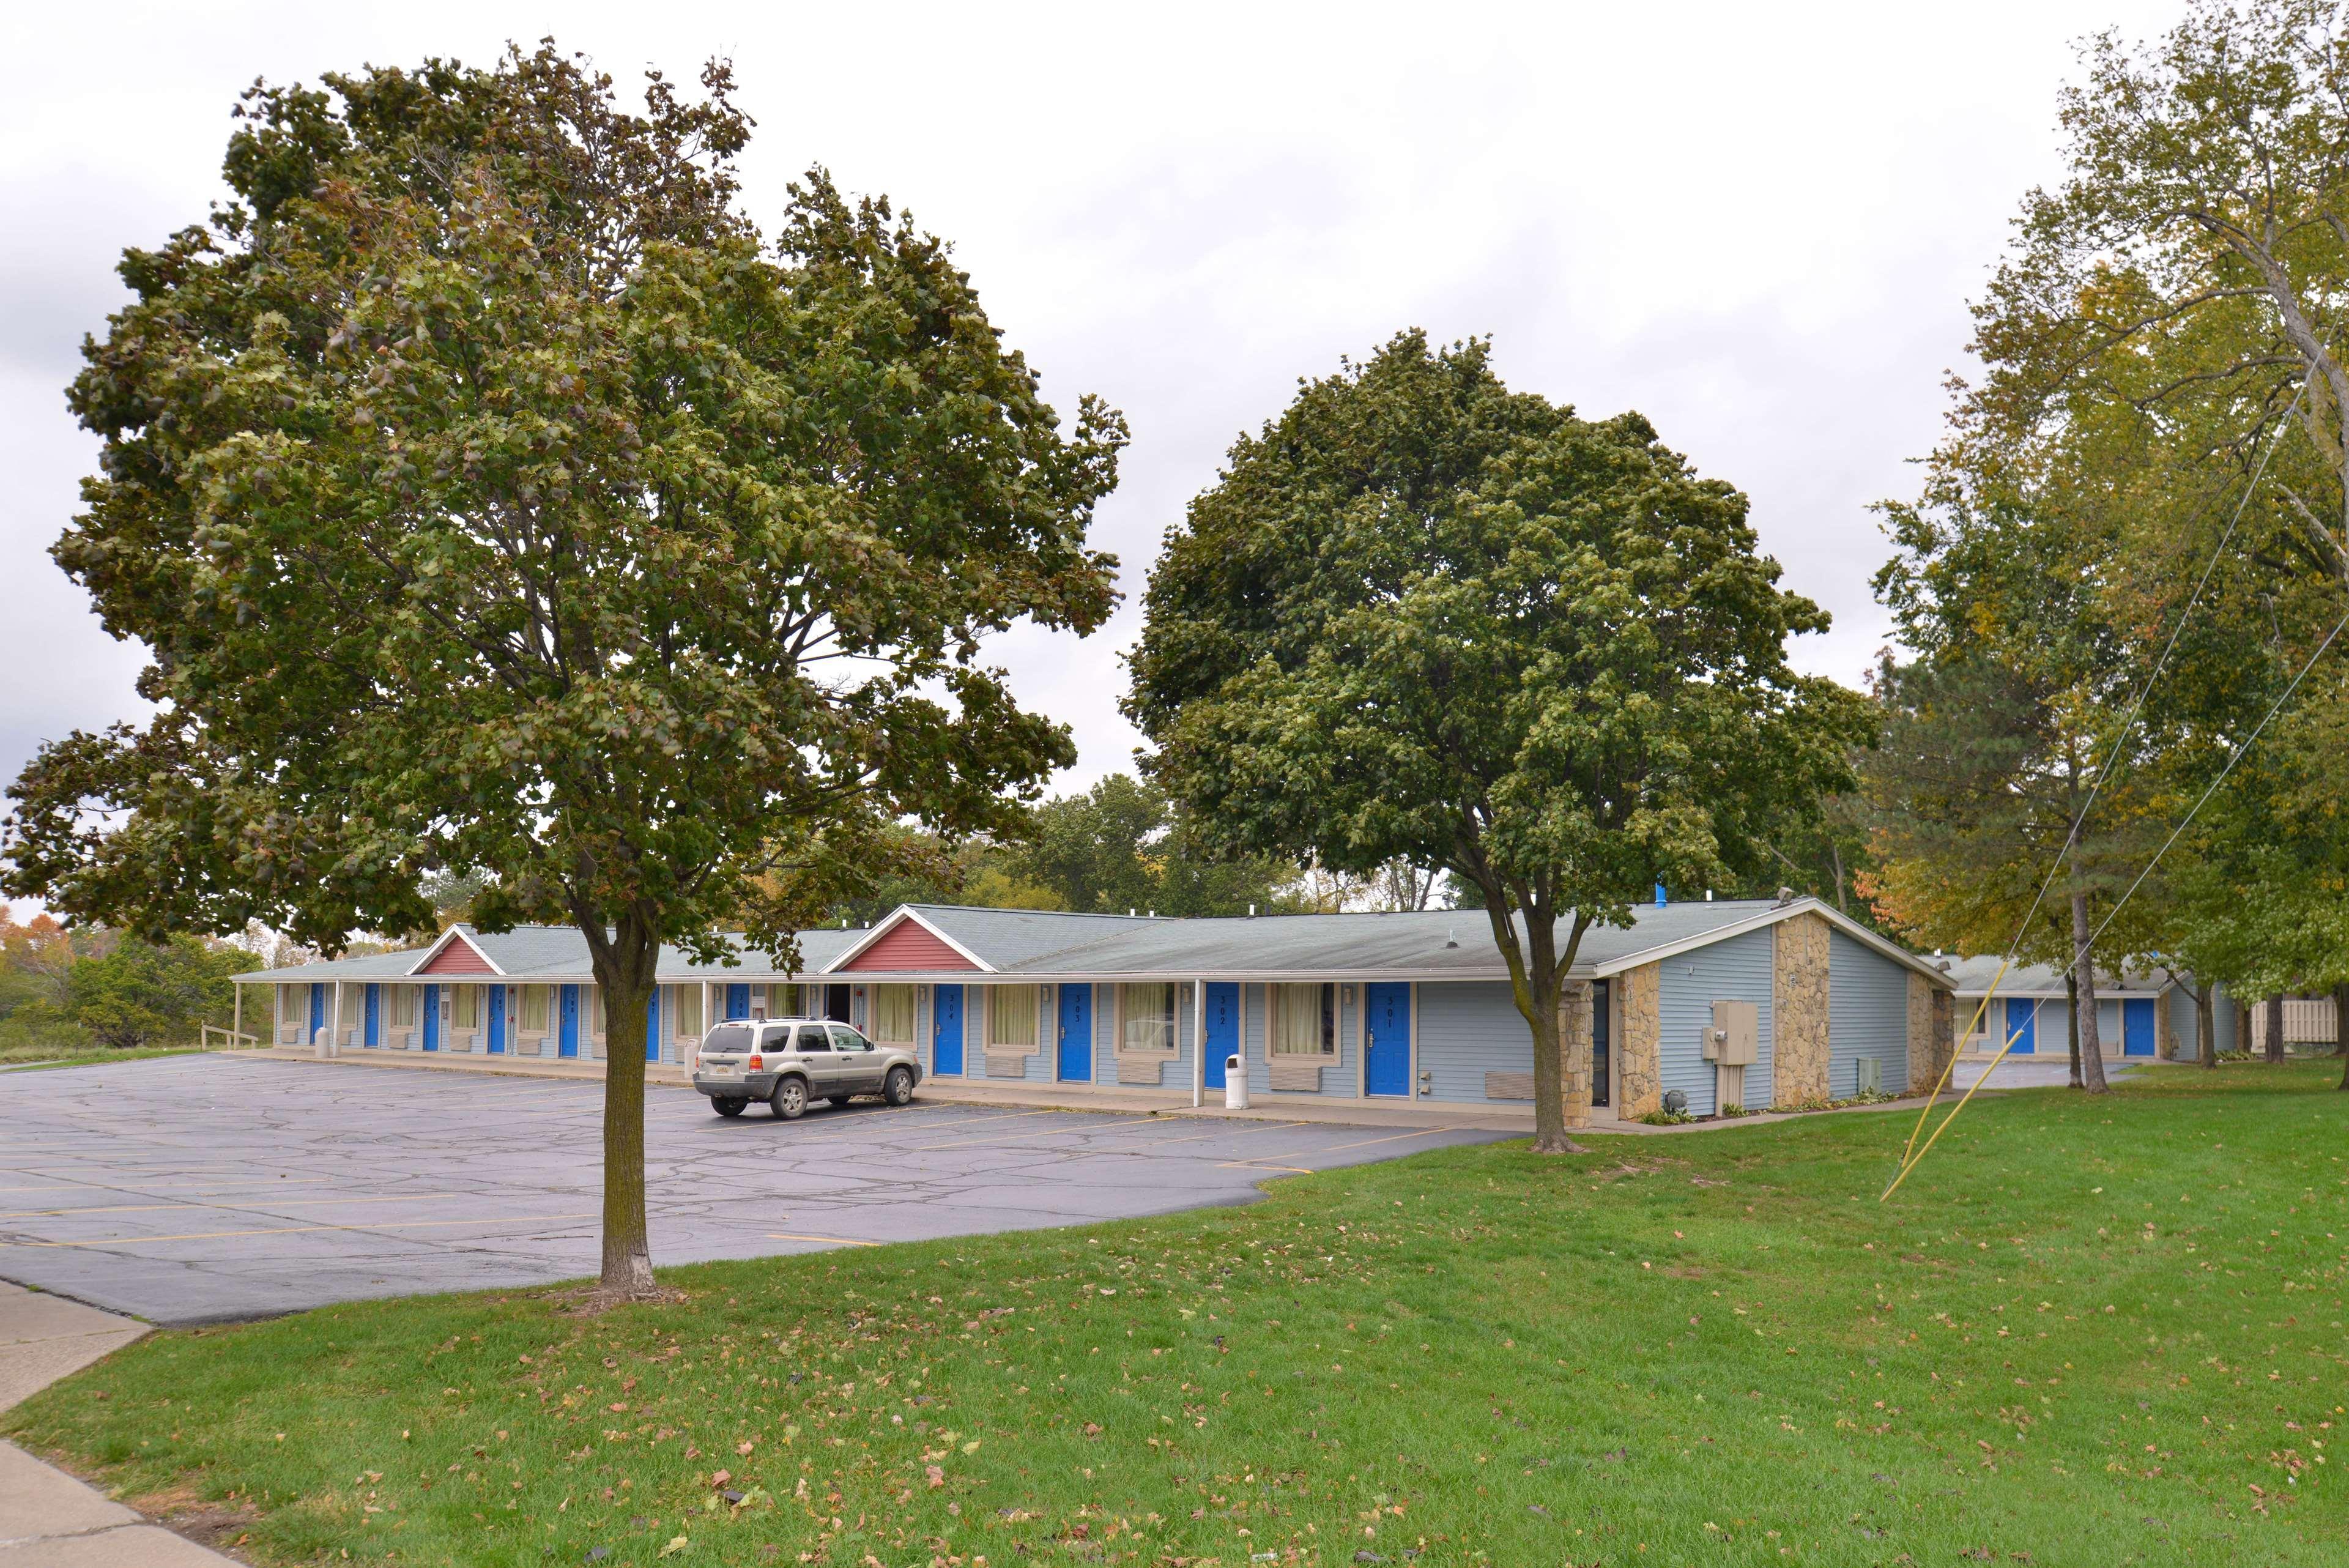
top-left (0, 0), bottom-right (2177, 813)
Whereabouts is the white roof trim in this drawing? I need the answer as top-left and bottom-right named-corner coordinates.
top-left (819, 906), bottom-right (996, 975)
top-left (1581, 897), bottom-right (1955, 987)
top-left (403, 926), bottom-right (505, 978)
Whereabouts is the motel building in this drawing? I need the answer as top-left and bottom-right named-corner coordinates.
top-left (236, 896), bottom-right (1956, 1121)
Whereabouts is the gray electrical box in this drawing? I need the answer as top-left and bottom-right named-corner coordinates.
top-left (1701, 1000), bottom-right (1759, 1066)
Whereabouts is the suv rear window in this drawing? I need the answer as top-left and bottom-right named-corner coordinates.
top-left (702, 1024), bottom-right (754, 1055)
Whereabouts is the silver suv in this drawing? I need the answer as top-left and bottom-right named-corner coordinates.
top-left (692, 1017), bottom-right (922, 1120)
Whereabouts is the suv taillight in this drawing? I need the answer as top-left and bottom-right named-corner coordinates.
top-left (749, 1054), bottom-right (763, 1070)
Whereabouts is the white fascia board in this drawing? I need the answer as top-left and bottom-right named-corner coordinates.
top-left (818, 907), bottom-right (996, 975)
top-left (1582, 898), bottom-right (1956, 989)
top-left (401, 926), bottom-right (505, 978)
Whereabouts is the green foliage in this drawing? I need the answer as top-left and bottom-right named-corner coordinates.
top-left (65, 935), bottom-right (257, 1049)
top-left (0, 912), bottom-right (252, 1051)
top-left (11, 1065), bottom-right (2347, 1564)
top-left (1127, 331), bottom-right (1869, 1150)
top-left (0, 44), bottom-right (1121, 1287)
top-left (1007, 773), bottom-right (1297, 918)
top-left (1940, 0), bottom-right (2349, 1038)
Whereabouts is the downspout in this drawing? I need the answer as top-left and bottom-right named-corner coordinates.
top-left (1192, 978), bottom-right (1205, 1109)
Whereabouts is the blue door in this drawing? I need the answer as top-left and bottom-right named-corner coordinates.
top-left (2123, 997), bottom-right (2155, 1057)
top-left (2004, 997), bottom-right (2036, 1055)
top-left (933, 984), bottom-right (965, 1076)
top-left (725, 983), bottom-right (750, 1020)
top-left (1201, 982), bottom-right (1239, 1090)
top-left (1056, 984), bottom-right (1093, 1082)
top-left (309, 983), bottom-right (327, 1043)
top-left (365, 984), bottom-right (381, 1047)
top-left (488, 985), bottom-right (507, 1055)
top-left (645, 988), bottom-right (662, 1063)
top-left (422, 984), bottom-right (440, 1052)
top-left (1365, 982), bottom-right (1412, 1096)
top-left (558, 984), bottom-right (581, 1058)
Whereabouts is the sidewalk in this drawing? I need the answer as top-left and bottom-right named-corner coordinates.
top-left (0, 1283), bottom-right (232, 1566)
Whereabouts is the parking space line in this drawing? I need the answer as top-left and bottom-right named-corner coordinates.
top-left (764, 1232), bottom-right (881, 1247)
top-left (0, 1192), bottom-right (464, 1221)
top-left (0, 1213), bottom-right (599, 1249)
top-left (1215, 1126), bottom-right (1456, 1170)
top-left (902, 1114), bottom-right (1170, 1151)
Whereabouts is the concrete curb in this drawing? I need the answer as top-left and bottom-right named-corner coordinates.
top-left (0, 1284), bottom-right (237, 1565)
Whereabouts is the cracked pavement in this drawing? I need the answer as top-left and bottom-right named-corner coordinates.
top-left (0, 1055), bottom-right (1507, 1325)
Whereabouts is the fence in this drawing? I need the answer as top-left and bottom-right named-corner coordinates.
top-left (199, 1025), bottom-right (259, 1052)
top-left (2249, 998), bottom-right (2340, 1050)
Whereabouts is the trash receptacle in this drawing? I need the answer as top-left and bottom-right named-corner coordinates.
top-left (1224, 1055), bottom-right (1249, 1110)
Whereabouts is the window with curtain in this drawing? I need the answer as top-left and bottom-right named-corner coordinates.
top-left (1120, 983), bottom-right (1177, 1053)
top-left (988, 986), bottom-right (1038, 1048)
top-left (870, 984), bottom-right (918, 1043)
top-left (674, 986), bottom-right (702, 1037)
top-left (391, 987), bottom-right (416, 1025)
top-left (454, 987), bottom-right (479, 1028)
top-left (1269, 983), bottom-right (1335, 1055)
top-left (519, 986), bottom-right (547, 1031)
top-left (593, 987), bottom-right (606, 1035)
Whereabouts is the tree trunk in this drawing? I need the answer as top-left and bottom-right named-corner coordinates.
top-left (2264, 995), bottom-right (2285, 1065)
top-left (2233, 997), bottom-right (2251, 1061)
top-left (1483, 895), bottom-right (1587, 1156)
top-left (2336, 983), bottom-right (2349, 1090)
top-left (2197, 983), bottom-right (2217, 1071)
top-left (2065, 968), bottom-right (2082, 1089)
top-left (2070, 887), bottom-right (2108, 1093)
top-left (582, 907), bottom-right (662, 1299)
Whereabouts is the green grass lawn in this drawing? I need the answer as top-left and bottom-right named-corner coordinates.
top-left (6, 1064), bottom-right (2345, 1567)
top-left (0, 1044), bottom-right (201, 1071)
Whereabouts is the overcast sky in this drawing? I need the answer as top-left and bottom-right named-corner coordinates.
top-left (1, 1), bottom-right (2180, 836)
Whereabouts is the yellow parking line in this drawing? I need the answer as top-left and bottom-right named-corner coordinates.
top-left (904, 1114), bottom-right (1168, 1151)
top-left (1215, 1126), bottom-right (1454, 1170)
top-left (0, 1193), bottom-right (462, 1222)
top-left (0, 1213), bottom-right (598, 1249)
top-left (765, 1233), bottom-right (880, 1247)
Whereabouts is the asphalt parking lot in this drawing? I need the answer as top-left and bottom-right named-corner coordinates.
top-left (0, 1055), bottom-right (1507, 1325)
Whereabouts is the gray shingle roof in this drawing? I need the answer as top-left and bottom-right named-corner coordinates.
top-left (237, 897), bottom-right (1953, 989)
top-left (1939, 956), bottom-right (2171, 997)
top-left (237, 924), bottom-right (866, 984)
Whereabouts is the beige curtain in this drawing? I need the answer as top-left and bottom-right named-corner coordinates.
top-left (519, 986), bottom-right (547, 1031)
top-left (453, 986), bottom-right (478, 1028)
top-left (871, 985), bottom-right (918, 1043)
top-left (1121, 983), bottom-right (1176, 1052)
top-left (989, 986), bottom-right (1038, 1047)
top-left (392, 986), bottom-right (417, 1026)
top-left (674, 986), bottom-right (702, 1037)
top-left (1271, 983), bottom-right (1327, 1055)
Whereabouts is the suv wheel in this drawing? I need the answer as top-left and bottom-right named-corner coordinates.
top-left (711, 1096), bottom-right (746, 1118)
top-left (770, 1076), bottom-right (808, 1120)
top-left (883, 1066), bottom-right (915, 1106)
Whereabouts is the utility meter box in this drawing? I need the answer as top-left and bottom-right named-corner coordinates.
top-left (1701, 1000), bottom-right (1759, 1066)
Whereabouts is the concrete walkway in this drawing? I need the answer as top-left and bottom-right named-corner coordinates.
top-left (0, 1283), bottom-right (232, 1566)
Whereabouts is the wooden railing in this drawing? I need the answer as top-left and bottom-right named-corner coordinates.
top-left (201, 1025), bottom-right (261, 1052)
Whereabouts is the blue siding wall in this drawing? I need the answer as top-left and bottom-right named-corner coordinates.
top-left (1654, 928), bottom-right (1776, 1114)
top-left (1414, 981), bottom-right (1531, 1103)
top-left (1829, 932), bottom-right (1910, 1095)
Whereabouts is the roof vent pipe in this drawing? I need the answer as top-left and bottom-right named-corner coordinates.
top-left (1249, 904), bottom-right (1256, 918)
top-left (1705, 888), bottom-right (1713, 901)
top-left (1445, 926), bottom-right (1459, 949)
top-left (1774, 886), bottom-right (1796, 906)
top-left (1654, 882), bottom-right (1668, 908)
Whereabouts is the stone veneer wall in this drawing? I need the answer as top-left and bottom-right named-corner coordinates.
top-left (1772, 912), bottom-right (1832, 1105)
top-left (1933, 988), bottom-right (1953, 1080)
top-left (1560, 981), bottom-right (1593, 1129)
top-left (1906, 973), bottom-right (1939, 1091)
top-left (1616, 962), bottom-right (1661, 1118)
